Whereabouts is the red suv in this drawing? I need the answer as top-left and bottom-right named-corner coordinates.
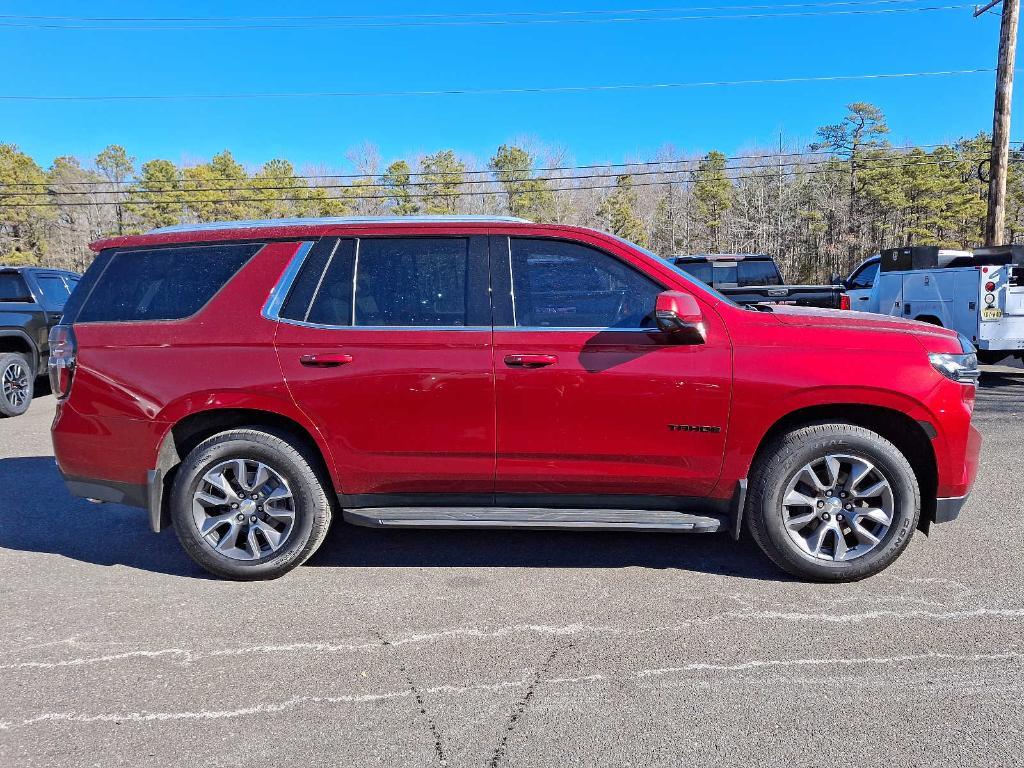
top-left (49, 217), bottom-right (981, 581)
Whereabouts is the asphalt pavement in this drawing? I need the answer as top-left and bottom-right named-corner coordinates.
top-left (1, 363), bottom-right (1023, 767)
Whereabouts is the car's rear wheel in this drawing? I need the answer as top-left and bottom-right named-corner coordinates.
top-left (170, 428), bottom-right (333, 580)
top-left (0, 352), bottom-right (33, 418)
top-left (747, 423), bottom-right (920, 582)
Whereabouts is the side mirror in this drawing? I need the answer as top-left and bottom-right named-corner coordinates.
top-left (655, 291), bottom-right (706, 344)
top-left (829, 272), bottom-right (844, 287)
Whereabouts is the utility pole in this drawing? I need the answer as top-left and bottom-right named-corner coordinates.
top-left (978, 0), bottom-right (1020, 246)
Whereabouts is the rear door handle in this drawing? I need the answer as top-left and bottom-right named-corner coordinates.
top-left (504, 353), bottom-right (558, 368)
top-left (300, 353), bottom-right (353, 368)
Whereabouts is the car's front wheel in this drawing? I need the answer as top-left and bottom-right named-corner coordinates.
top-left (747, 423), bottom-right (920, 582)
top-left (170, 428), bottom-right (333, 579)
top-left (0, 352), bottom-right (33, 418)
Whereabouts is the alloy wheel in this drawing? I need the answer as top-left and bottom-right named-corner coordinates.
top-left (192, 458), bottom-right (296, 561)
top-left (781, 453), bottom-right (895, 562)
top-left (2, 361), bottom-right (29, 409)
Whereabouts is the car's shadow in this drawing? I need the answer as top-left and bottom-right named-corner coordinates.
top-left (0, 456), bottom-right (787, 582)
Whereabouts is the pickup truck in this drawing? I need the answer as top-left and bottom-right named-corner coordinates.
top-left (842, 246), bottom-right (1024, 365)
top-left (670, 254), bottom-right (849, 309)
top-left (0, 265), bottom-right (80, 416)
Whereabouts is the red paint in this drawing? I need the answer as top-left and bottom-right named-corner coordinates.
top-left (53, 221), bottom-right (978, 513)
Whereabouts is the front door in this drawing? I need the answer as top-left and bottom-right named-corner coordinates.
top-left (490, 235), bottom-right (732, 503)
top-left (274, 236), bottom-right (494, 502)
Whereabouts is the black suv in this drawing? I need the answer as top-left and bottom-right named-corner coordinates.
top-left (0, 266), bottom-right (79, 417)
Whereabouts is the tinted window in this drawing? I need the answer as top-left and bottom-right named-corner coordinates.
top-left (280, 238), bottom-right (344, 323)
top-left (0, 273), bottom-right (32, 302)
top-left (34, 275), bottom-right (72, 311)
top-left (509, 239), bottom-right (660, 328)
top-left (77, 243), bottom-right (260, 322)
top-left (676, 261), bottom-right (713, 284)
top-left (711, 263), bottom-right (738, 285)
top-left (305, 239), bottom-right (356, 326)
top-left (737, 260), bottom-right (782, 286)
top-left (849, 261), bottom-right (879, 289)
top-left (353, 238), bottom-right (469, 327)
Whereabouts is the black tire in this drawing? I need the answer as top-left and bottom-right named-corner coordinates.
top-left (747, 423), bottom-right (920, 582)
top-left (170, 428), bottom-right (333, 580)
top-left (0, 352), bottom-right (33, 418)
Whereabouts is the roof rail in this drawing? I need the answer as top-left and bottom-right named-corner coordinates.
top-left (149, 215), bottom-right (533, 234)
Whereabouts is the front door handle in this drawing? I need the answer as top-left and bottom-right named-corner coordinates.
top-left (300, 353), bottom-right (353, 368)
top-left (504, 353), bottom-right (558, 368)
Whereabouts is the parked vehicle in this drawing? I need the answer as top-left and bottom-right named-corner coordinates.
top-left (0, 266), bottom-right (80, 417)
top-left (50, 217), bottom-right (980, 582)
top-left (842, 245), bottom-right (1024, 365)
top-left (670, 253), bottom-right (849, 309)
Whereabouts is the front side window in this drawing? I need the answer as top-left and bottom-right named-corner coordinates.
top-left (508, 239), bottom-right (661, 328)
top-left (77, 243), bottom-right (260, 322)
top-left (0, 273), bottom-right (32, 302)
top-left (849, 261), bottom-right (879, 289)
top-left (354, 238), bottom-right (469, 327)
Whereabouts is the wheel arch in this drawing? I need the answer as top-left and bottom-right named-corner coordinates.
top-left (0, 330), bottom-right (40, 373)
top-left (150, 406), bottom-right (338, 532)
top-left (749, 403), bottom-right (938, 531)
top-left (914, 315), bottom-right (944, 327)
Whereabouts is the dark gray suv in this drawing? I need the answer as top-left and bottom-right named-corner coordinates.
top-left (0, 266), bottom-right (79, 417)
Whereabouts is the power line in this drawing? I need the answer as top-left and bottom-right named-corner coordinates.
top-left (0, 68), bottom-right (994, 102)
top-left (3, 142), bottom-right (991, 190)
top-left (11, 152), bottom-right (993, 199)
top-left (0, 2), bottom-right (943, 23)
top-left (2, 157), bottom-right (999, 209)
top-left (0, 4), bottom-right (974, 30)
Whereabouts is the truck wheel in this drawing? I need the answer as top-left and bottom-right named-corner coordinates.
top-left (170, 428), bottom-right (333, 580)
top-left (0, 352), bottom-right (33, 417)
top-left (747, 423), bottom-right (920, 582)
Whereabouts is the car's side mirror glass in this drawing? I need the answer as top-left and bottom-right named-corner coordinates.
top-left (655, 291), bottom-right (706, 344)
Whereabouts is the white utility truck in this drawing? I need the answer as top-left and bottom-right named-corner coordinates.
top-left (842, 245), bottom-right (1024, 365)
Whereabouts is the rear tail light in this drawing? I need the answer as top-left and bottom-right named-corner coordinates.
top-left (840, 294), bottom-right (851, 311)
top-left (48, 324), bottom-right (77, 398)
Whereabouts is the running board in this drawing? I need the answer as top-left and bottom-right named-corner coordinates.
top-left (343, 507), bottom-right (725, 532)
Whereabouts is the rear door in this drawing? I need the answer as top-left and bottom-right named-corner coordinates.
top-left (273, 236), bottom-right (495, 502)
top-left (490, 235), bottom-right (731, 502)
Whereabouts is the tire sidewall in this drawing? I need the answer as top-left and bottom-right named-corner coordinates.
top-left (171, 435), bottom-right (322, 579)
top-left (0, 353), bottom-right (33, 417)
top-left (758, 430), bottom-right (919, 579)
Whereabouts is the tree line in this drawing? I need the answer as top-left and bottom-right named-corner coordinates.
top-left (1, 102), bottom-right (1019, 282)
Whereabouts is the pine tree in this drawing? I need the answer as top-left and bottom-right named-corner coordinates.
top-left (419, 150), bottom-right (466, 215)
top-left (693, 152), bottom-right (734, 251)
top-left (596, 175), bottom-right (648, 246)
top-left (488, 145), bottom-right (555, 221)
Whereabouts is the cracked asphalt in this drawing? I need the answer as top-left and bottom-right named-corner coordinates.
top-left (1, 362), bottom-right (1023, 767)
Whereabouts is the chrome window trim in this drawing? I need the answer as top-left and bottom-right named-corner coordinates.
top-left (264, 239), bottom-right (658, 334)
top-left (351, 238), bottom-right (360, 326)
top-left (262, 241), bottom-right (314, 322)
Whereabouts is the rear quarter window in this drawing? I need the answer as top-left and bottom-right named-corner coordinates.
top-left (75, 243), bottom-right (261, 323)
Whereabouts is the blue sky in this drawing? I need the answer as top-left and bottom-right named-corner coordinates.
top-left (1, 1), bottom-right (1014, 172)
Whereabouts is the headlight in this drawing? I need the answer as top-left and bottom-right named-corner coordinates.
top-left (929, 351), bottom-right (980, 384)
top-left (929, 332), bottom-right (979, 383)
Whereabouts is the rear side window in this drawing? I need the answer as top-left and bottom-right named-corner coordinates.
top-left (76, 243), bottom-right (261, 322)
top-left (737, 260), bottom-right (782, 286)
top-left (0, 273), bottom-right (32, 302)
top-left (34, 275), bottom-right (72, 311)
top-left (354, 238), bottom-right (469, 327)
